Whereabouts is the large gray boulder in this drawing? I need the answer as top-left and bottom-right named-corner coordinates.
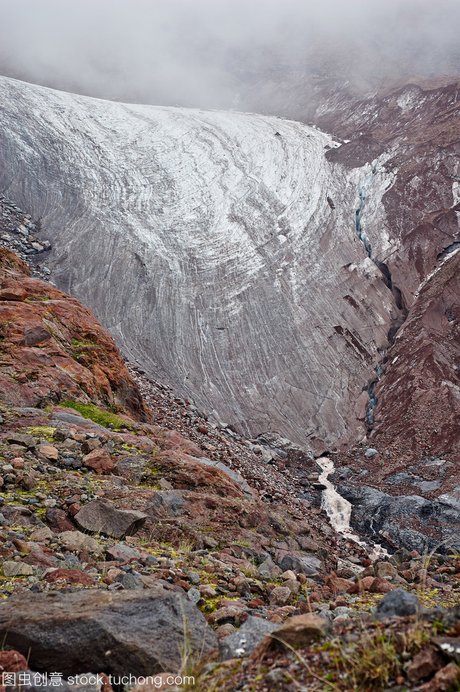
top-left (0, 589), bottom-right (217, 675)
top-left (74, 500), bottom-right (147, 538)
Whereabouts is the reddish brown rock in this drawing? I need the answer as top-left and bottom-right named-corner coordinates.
top-left (406, 647), bottom-right (446, 683)
top-left (82, 448), bottom-right (114, 474)
top-left (370, 578), bottom-right (396, 594)
top-left (270, 614), bottom-right (330, 648)
top-left (45, 508), bottom-right (75, 533)
top-left (0, 650), bottom-right (28, 672)
top-left (44, 569), bottom-right (96, 586)
top-left (418, 663), bottom-right (460, 692)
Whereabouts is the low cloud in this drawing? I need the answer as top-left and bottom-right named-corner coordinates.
top-left (0, 0), bottom-right (459, 109)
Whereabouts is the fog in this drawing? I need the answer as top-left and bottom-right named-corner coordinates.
top-left (0, 0), bottom-right (459, 110)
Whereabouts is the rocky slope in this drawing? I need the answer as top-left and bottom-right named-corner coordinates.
top-left (0, 233), bottom-right (459, 690)
top-left (0, 75), bottom-right (397, 452)
top-left (0, 75), bottom-right (459, 573)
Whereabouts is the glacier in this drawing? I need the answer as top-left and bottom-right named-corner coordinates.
top-left (0, 77), bottom-right (396, 449)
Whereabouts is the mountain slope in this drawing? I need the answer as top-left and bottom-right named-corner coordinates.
top-left (0, 76), bottom-right (396, 449)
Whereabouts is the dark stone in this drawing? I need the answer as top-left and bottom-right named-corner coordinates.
top-left (276, 552), bottom-right (322, 576)
top-left (0, 589), bottom-right (217, 676)
top-left (113, 572), bottom-right (144, 590)
top-left (6, 433), bottom-right (36, 448)
top-left (339, 484), bottom-right (460, 553)
top-left (375, 588), bottom-right (420, 619)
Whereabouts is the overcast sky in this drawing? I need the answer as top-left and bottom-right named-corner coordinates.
top-left (0, 0), bottom-right (459, 108)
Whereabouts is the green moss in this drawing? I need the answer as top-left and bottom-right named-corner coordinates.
top-left (119, 443), bottom-right (140, 453)
top-left (71, 338), bottom-right (100, 349)
top-left (24, 426), bottom-right (56, 442)
top-left (60, 401), bottom-right (131, 431)
top-left (25, 295), bottom-right (51, 303)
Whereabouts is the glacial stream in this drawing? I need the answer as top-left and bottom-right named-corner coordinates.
top-left (316, 457), bottom-right (388, 559)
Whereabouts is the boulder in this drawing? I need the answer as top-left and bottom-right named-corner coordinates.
top-left (6, 433), bottom-right (36, 448)
top-left (37, 444), bottom-right (59, 461)
top-left (270, 614), bottom-right (330, 648)
top-left (58, 530), bottom-right (103, 556)
top-left (0, 590), bottom-right (217, 676)
top-left (82, 449), bottom-right (114, 474)
top-left (74, 500), bottom-right (147, 538)
top-left (2, 561), bottom-right (34, 577)
top-left (375, 588), bottom-right (420, 619)
top-left (276, 551), bottom-right (322, 576)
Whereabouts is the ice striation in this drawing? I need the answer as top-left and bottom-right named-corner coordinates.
top-left (0, 77), bottom-right (396, 448)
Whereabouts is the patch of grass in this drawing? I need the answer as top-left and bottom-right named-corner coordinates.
top-left (70, 338), bottom-right (103, 365)
top-left (312, 621), bottom-right (435, 691)
top-left (60, 401), bottom-right (131, 431)
top-left (71, 338), bottom-right (100, 349)
top-left (416, 587), bottom-right (460, 609)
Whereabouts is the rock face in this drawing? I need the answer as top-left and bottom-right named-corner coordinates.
top-left (371, 250), bottom-right (460, 461)
top-left (338, 483), bottom-right (460, 552)
top-left (0, 246), bottom-right (146, 419)
top-left (0, 590), bottom-right (217, 675)
top-left (0, 76), bottom-right (396, 450)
